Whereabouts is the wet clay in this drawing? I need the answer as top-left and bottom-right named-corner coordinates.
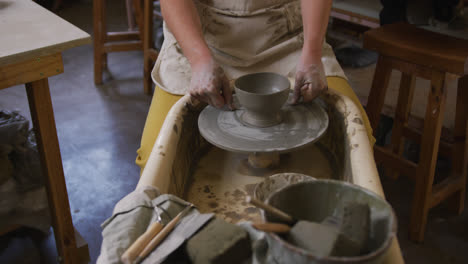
top-left (186, 218), bottom-right (251, 264)
top-left (185, 145), bottom-right (334, 223)
top-left (234, 72), bottom-right (290, 127)
top-left (247, 152), bottom-right (280, 169)
top-left (198, 95), bottom-right (329, 154)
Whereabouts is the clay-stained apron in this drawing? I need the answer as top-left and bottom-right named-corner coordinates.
top-left (152, 0), bottom-right (346, 95)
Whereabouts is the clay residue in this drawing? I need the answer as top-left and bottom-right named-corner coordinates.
top-left (244, 207), bottom-right (258, 214)
top-left (0, 2), bottom-right (12, 10)
top-left (173, 124), bottom-right (178, 134)
top-left (208, 201), bottom-right (219, 209)
top-left (225, 211), bottom-right (243, 221)
top-left (186, 139), bottom-right (335, 225)
top-left (352, 117), bottom-right (363, 125)
top-left (232, 189), bottom-right (246, 200)
top-left (267, 14), bottom-right (283, 24)
top-left (244, 184), bottom-right (257, 196)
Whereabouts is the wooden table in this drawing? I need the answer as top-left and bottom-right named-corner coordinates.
top-left (0, 1), bottom-right (91, 263)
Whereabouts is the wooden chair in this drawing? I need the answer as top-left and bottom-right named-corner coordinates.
top-left (93, 0), bottom-right (159, 94)
top-left (364, 23), bottom-right (468, 242)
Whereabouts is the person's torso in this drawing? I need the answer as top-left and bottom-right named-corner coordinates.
top-left (153, 0), bottom-right (345, 95)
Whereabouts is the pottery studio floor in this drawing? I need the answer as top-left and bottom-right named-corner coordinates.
top-left (0, 1), bottom-right (468, 263)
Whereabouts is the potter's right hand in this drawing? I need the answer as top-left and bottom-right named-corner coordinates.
top-left (189, 58), bottom-right (233, 110)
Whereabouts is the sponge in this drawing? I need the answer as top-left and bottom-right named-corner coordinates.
top-left (186, 218), bottom-right (251, 264)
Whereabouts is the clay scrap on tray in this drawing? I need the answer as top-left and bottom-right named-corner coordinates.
top-left (288, 202), bottom-right (370, 257)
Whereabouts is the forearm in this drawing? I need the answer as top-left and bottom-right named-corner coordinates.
top-left (300, 0), bottom-right (332, 59)
top-left (160, 0), bottom-right (212, 66)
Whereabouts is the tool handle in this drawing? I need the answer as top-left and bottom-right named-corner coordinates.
top-left (137, 210), bottom-right (185, 262)
top-left (121, 221), bottom-right (164, 264)
top-left (246, 196), bottom-right (295, 224)
top-left (252, 222), bottom-right (291, 234)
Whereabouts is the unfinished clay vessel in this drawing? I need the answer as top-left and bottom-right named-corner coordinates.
top-left (234, 72), bottom-right (290, 127)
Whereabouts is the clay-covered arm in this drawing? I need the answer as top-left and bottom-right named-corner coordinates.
top-left (301, 0), bottom-right (332, 62)
top-left (293, 0), bottom-right (332, 103)
top-left (160, 0), bottom-right (210, 65)
top-left (160, 0), bottom-right (232, 108)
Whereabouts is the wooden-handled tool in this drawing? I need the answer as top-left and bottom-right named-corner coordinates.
top-left (246, 196), bottom-right (295, 224)
top-left (121, 220), bottom-right (164, 264)
top-left (134, 204), bottom-right (194, 263)
top-left (251, 222), bottom-right (291, 234)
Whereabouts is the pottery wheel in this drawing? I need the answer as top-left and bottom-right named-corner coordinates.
top-left (198, 97), bottom-right (329, 154)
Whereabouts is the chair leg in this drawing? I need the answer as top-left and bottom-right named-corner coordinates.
top-left (448, 75), bottom-right (468, 214)
top-left (93, 0), bottom-right (106, 85)
top-left (366, 55), bottom-right (393, 133)
top-left (409, 70), bottom-right (447, 242)
top-left (126, 0), bottom-right (136, 30)
top-left (143, 0), bottom-right (154, 95)
top-left (133, 0), bottom-right (145, 40)
top-left (387, 73), bottom-right (416, 179)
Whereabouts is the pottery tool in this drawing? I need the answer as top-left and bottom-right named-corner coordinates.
top-left (251, 222), bottom-right (291, 234)
top-left (186, 218), bottom-right (252, 264)
top-left (247, 195), bottom-right (370, 257)
top-left (135, 204), bottom-right (194, 264)
top-left (246, 196), bottom-right (295, 224)
top-left (121, 213), bottom-right (163, 264)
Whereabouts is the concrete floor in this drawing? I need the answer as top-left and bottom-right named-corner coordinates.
top-left (0, 1), bottom-right (467, 263)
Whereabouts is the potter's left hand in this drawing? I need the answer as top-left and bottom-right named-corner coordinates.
top-left (292, 53), bottom-right (327, 104)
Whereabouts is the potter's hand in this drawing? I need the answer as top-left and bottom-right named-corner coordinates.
top-left (189, 58), bottom-right (233, 109)
top-left (292, 56), bottom-right (327, 104)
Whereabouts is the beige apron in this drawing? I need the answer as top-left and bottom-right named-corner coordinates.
top-left (152, 0), bottom-right (346, 95)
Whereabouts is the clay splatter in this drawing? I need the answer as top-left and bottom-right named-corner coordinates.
top-left (352, 117), bottom-right (363, 125)
top-left (244, 207), bottom-right (258, 214)
top-left (244, 184), bottom-right (256, 196)
top-left (225, 211), bottom-right (242, 221)
top-left (232, 189), bottom-right (245, 200)
top-left (208, 201), bottom-right (219, 209)
top-left (203, 185), bottom-right (211, 193)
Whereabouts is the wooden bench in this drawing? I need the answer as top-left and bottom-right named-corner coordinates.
top-left (364, 22), bottom-right (468, 242)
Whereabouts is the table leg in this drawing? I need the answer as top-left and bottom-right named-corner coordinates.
top-left (93, 0), bottom-right (106, 84)
top-left (25, 78), bottom-right (80, 263)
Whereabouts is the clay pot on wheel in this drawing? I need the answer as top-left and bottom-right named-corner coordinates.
top-left (234, 72), bottom-right (290, 127)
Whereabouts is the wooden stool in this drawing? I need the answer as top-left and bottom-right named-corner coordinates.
top-left (93, 0), bottom-right (159, 94)
top-left (364, 23), bottom-right (468, 242)
top-left (141, 0), bottom-right (160, 95)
